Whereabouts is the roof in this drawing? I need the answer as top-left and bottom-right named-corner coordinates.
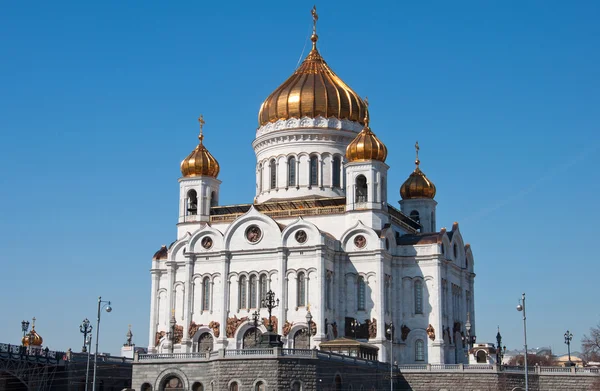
top-left (152, 245), bottom-right (168, 261)
top-left (396, 232), bottom-right (443, 246)
top-left (319, 337), bottom-right (379, 351)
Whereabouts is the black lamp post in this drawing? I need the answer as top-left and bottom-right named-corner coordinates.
top-left (387, 323), bottom-right (395, 391)
top-left (166, 310), bottom-right (177, 354)
top-left (21, 320), bottom-right (30, 346)
top-left (305, 310), bottom-right (313, 348)
top-left (80, 318), bottom-right (93, 353)
top-left (496, 327), bottom-right (506, 366)
top-left (252, 310), bottom-right (261, 345)
top-left (564, 330), bottom-right (573, 367)
top-left (261, 290), bottom-right (279, 332)
top-left (351, 319), bottom-right (361, 339)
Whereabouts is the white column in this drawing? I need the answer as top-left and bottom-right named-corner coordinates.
top-left (278, 250), bottom-right (288, 335)
top-left (376, 254), bottom-right (386, 361)
top-left (218, 253), bottom-right (230, 348)
top-left (182, 258), bottom-right (194, 351)
top-left (148, 269), bottom-right (160, 352)
top-left (430, 262), bottom-right (445, 364)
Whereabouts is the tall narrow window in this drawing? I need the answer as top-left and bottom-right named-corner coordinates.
top-left (297, 272), bottom-right (306, 307)
top-left (259, 163), bottom-right (263, 192)
top-left (415, 339), bottom-right (425, 361)
top-left (385, 277), bottom-right (391, 313)
top-left (325, 273), bottom-right (332, 309)
top-left (210, 191), bottom-right (217, 207)
top-left (239, 276), bottom-right (247, 309)
top-left (381, 176), bottom-right (386, 202)
top-left (259, 274), bottom-right (268, 306)
top-left (332, 157), bottom-right (341, 188)
top-left (414, 280), bottom-right (423, 314)
top-left (355, 175), bottom-right (367, 203)
top-left (249, 275), bottom-right (257, 308)
top-left (270, 159), bottom-right (276, 190)
top-left (187, 190), bottom-right (198, 215)
top-left (431, 211), bottom-right (435, 232)
top-left (288, 157), bottom-right (296, 187)
top-left (310, 156), bottom-right (318, 186)
top-left (202, 277), bottom-right (210, 311)
top-left (410, 210), bottom-right (420, 224)
top-left (357, 276), bottom-right (366, 310)
top-left (229, 382), bottom-right (239, 391)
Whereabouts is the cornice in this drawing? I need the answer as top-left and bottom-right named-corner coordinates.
top-left (256, 116), bottom-right (363, 137)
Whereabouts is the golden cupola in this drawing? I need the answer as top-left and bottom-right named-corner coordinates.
top-left (400, 142), bottom-right (436, 199)
top-left (346, 111), bottom-right (388, 162)
top-left (258, 6), bottom-right (368, 127)
top-left (180, 115), bottom-right (220, 178)
top-left (22, 318), bottom-right (43, 347)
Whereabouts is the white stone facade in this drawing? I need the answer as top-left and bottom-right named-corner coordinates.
top-left (147, 116), bottom-right (477, 366)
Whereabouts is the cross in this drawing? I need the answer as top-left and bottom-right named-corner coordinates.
top-left (32, 317), bottom-right (36, 328)
top-left (363, 96), bottom-right (370, 126)
top-left (198, 115), bottom-right (205, 141)
top-left (311, 5), bottom-right (318, 34)
top-left (415, 141), bottom-right (420, 161)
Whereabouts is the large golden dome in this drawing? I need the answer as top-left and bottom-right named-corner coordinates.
top-left (346, 113), bottom-right (387, 162)
top-left (180, 116), bottom-right (220, 178)
top-left (258, 9), bottom-right (367, 127)
top-left (400, 142), bottom-right (436, 199)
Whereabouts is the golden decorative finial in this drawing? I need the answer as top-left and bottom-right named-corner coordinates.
top-left (32, 317), bottom-right (36, 328)
top-left (198, 115), bottom-right (205, 142)
top-left (311, 5), bottom-right (319, 49)
top-left (363, 96), bottom-right (370, 126)
top-left (415, 141), bottom-right (420, 167)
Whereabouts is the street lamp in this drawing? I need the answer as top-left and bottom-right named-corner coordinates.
top-left (387, 323), bottom-right (395, 391)
top-left (260, 290), bottom-right (279, 333)
top-left (516, 293), bottom-right (528, 391)
top-left (252, 310), bottom-right (261, 346)
top-left (80, 319), bottom-right (93, 353)
top-left (21, 320), bottom-right (30, 344)
top-left (305, 310), bottom-right (313, 349)
top-left (496, 327), bottom-right (506, 366)
top-left (564, 330), bottom-right (573, 367)
top-left (92, 297), bottom-right (112, 391)
top-left (351, 319), bottom-right (361, 339)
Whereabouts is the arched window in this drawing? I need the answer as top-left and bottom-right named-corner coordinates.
top-left (410, 210), bottom-right (420, 224)
top-left (465, 258), bottom-right (469, 269)
top-left (291, 381), bottom-right (302, 391)
top-left (270, 159), bottom-right (276, 190)
top-left (415, 339), bottom-right (425, 361)
top-left (310, 156), bottom-right (318, 186)
top-left (335, 375), bottom-right (342, 391)
top-left (210, 191), bottom-right (217, 207)
top-left (239, 276), bottom-right (247, 309)
top-left (381, 176), bottom-right (387, 202)
top-left (202, 277), bottom-right (210, 311)
top-left (297, 272), bottom-right (306, 307)
top-left (192, 382), bottom-right (204, 391)
top-left (332, 157), bottom-right (341, 188)
top-left (141, 384), bottom-right (152, 391)
top-left (198, 332), bottom-right (214, 352)
top-left (229, 382), bottom-right (239, 391)
top-left (187, 190), bottom-right (198, 215)
top-left (414, 280), bottom-right (423, 314)
top-left (355, 175), bottom-right (367, 203)
top-left (288, 156), bottom-right (296, 187)
top-left (162, 376), bottom-right (184, 390)
top-left (357, 276), bottom-right (366, 310)
top-left (259, 274), bottom-right (268, 307)
top-left (255, 381), bottom-right (266, 391)
top-left (243, 327), bottom-right (262, 349)
top-left (453, 243), bottom-right (458, 259)
top-left (259, 163), bottom-right (263, 192)
top-left (249, 275), bottom-right (258, 308)
top-left (476, 350), bottom-right (487, 363)
top-left (431, 211), bottom-right (435, 231)
top-left (293, 328), bottom-right (309, 349)
top-left (441, 244), bottom-right (445, 255)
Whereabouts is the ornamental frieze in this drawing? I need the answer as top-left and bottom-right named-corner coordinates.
top-left (209, 321), bottom-right (220, 338)
top-left (188, 322), bottom-right (201, 339)
top-left (174, 325), bottom-right (184, 343)
top-left (226, 316), bottom-right (248, 338)
top-left (262, 316), bottom-right (278, 333)
top-left (283, 321), bottom-right (293, 337)
top-left (155, 331), bottom-right (166, 346)
top-left (426, 324), bottom-right (435, 341)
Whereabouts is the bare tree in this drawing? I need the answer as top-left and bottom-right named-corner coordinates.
top-left (582, 323), bottom-right (600, 362)
top-left (507, 353), bottom-right (555, 366)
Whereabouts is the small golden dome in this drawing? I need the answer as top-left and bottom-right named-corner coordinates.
top-left (258, 7), bottom-right (367, 127)
top-left (400, 142), bottom-right (436, 199)
top-left (180, 115), bottom-right (220, 178)
top-left (22, 327), bottom-right (43, 347)
top-left (346, 112), bottom-right (387, 162)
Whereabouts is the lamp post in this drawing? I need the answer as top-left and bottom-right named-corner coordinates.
top-left (80, 318), bottom-right (93, 353)
top-left (21, 320), bottom-right (30, 344)
top-left (261, 290), bottom-right (279, 332)
top-left (496, 327), bottom-right (506, 367)
top-left (564, 330), bottom-right (573, 367)
top-left (92, 297), bottom-right (112, 391)
top-left (387, 322), bottom-right (395, 391)
top-left (464, 312), bottom-right (473, 363)
top-left (305, 310), bottom-right (313, 349)
top-left (516, 293), bottom-right (528, 391)
top-left (169, 311), bottom-right (177, 354)
top-left (84, 334), bottom-right (92, 391)
top-left (351, 319), bottom-right (361, 339)
top-left (252, 310), bottom-right (261, 346)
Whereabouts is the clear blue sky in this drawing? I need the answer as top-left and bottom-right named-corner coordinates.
top-left (1, 1), bottom-right (598, 356)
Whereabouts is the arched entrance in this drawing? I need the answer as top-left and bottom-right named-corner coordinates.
top-left (293, 328), bottom-right (309, 349)
top-left (162, 375), bottom-right (184, 390)
top-left (243, 327), bottom-right (262, 349)
top-left (196, 332), bottom-right (214, 353)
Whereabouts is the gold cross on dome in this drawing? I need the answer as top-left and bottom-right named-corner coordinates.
top-left (415, 141), bottom-right (420, 167)
top-left (32, 317), bottom-right (36, 327)
top-left (198, 115), bottom-right (205, 141)
top-left (311, 5), bottom-right (318, 34)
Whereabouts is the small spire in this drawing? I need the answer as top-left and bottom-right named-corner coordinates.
top-left (32, 317), bottom-right (36, 329)
top-left (198, 115), bottom-right (205, 143)
top-left (311, 5), bottom-right (319, 49)
top-left (363, 96), bottom-right (370, 127)
top-left (415, 141), bottom-right (420, 167)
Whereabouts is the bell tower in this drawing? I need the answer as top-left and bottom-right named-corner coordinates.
top-left (399, 142), bottom-right (437, 232)
top-left (179, 115), bottom-right (221, 224)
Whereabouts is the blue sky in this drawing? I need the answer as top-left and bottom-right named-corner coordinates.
top-left (1, 1), bottom-right (598, 356)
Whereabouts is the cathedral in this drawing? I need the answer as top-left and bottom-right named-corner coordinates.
top-left (147, 9), bottom-right (476, 368)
